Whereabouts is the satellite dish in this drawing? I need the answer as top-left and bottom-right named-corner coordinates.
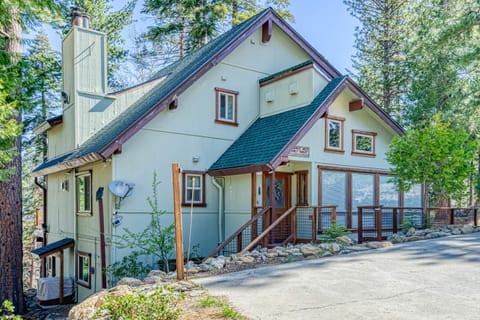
top-left (108, 181), bottom-right (135, 209)
top-left (108, 180), bottom-right (135, 198)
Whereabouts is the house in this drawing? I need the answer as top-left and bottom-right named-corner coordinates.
top-left (32, 7), bottom-right (422, 301)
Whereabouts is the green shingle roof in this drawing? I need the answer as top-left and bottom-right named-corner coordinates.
top-left (33, 9), bottom-right (270, 174)
top-left (209, 76), bottom-right (346, 172)
top-left (258, 60), bottom-right (313, 84)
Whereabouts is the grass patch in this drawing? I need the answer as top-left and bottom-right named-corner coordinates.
top-left (199, 296), bottom-right (244, 320)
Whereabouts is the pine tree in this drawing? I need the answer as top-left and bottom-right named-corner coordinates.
top-left (344, 0), bottom-right (408, 120)
top-left (0, 0), bottom-right (60, 313)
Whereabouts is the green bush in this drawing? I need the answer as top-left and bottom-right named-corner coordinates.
top-left (319, 223), bottom-right (350, 242)
top-left (95, 286), bottom-right (182, 320)
top-left (0, 300), bottom-right (21, 320)
top-left (400, 218), bottom-right (415, 234)
top-left (105, 251), bottom-right (152, 281)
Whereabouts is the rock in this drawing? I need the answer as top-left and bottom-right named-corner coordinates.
top-left (451, 228), bottom-right (462, 235)
top-left (300, 244), bottom-right (323, 257)
top-left (237, 255), bottom-right (255, 264)
top-left (388, 234), bottom-right (405, 244)
top-left (321, 251), bottom-right (333, 257)
top-left (143, 275), bottom-right (167, 284)
top-left (189, 290), bottom-right (205, 297)
top-left (406, 227), bottom-right (416, 237)
top-left (425, 232), bottom-right (441, 239)
top-left (366, 241), bottom-right (393, 249)
top-left (267, 251), bottom-right (278, 258)
top-left (185, 260), bottom-right (197, 270)
top-left (461, 225), bottom-right (474, 234)
top-left (147, 270), bottom-right (168, 278)
top-left (117, 277), bottom-right (143, 287)
top-left (336, 236), bottom-right (353, 246)
top-left (206, 256), bottom-right (226, 269)
top-left (69, 285), bottom-right (133, 320)
top-left (407, 235), bottom-right (425, 241)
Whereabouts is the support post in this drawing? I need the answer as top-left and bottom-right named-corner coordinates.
top-left (392, 208), bottom-right (398, 234)
top-left (358, 207), bottom-right (363, 244)
top-left (449, 208), bottom-right (455, 225)
top-left (59, 250), bottom-right (64, 304)
top-left (474, 208), bottom-right (478, 227)
top-left (376, 207), bottom-right (382, 241)
top-left (311, 207), bottom-right (317, 242)
top-left (172, 163), bottom-right (184, 280)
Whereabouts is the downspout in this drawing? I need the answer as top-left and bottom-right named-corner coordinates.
top-left (211, 177), bottom-right (225, 243)
top-left (34, 177), bottom-right (48, 277)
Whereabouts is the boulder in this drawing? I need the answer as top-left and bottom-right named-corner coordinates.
top-left (117, 277), bottom-right (143, 287)
top-left (451, 228), bottom-right (462, 235)
top-left (388, 234), bottom-right (406, 244)
top-left (461, 225), bottom-right (474, 234)
top-left (300, 244), bottom-right (323, 257)
top-left (336, 236), bottom-right (353, 246)
top-left (349, 245), bottom-right (371, 251)
top-left (237, 255), bottom-right (255, 264)
top-left (406, 227), bottom-right (416, 237)
top-left (407, 235), bottom-right (425, 241)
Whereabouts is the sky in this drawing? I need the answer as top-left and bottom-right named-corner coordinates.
top-left (38, 0), bottom-right (359, 75)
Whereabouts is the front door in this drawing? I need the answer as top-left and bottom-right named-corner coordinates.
top-left (264, 172), bottom-right (292, 243)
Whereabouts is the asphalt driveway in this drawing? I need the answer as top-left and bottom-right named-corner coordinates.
top-left (194, 232), bottom-right (480, 319)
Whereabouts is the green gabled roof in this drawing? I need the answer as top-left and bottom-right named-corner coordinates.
top-left (209, 76), bottom-right (346, 173)
top-left (33, 9), bottom-right (270, 174)
top-left (258, 59), bottom-right (313, 84)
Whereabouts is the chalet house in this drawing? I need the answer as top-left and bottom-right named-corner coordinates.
top-left (32, 7), bottom-right (422, 301)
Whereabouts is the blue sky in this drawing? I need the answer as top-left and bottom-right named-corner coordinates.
top-left (39, 1), bottom-right (358, 74)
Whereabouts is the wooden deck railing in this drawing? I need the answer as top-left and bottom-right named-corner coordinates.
top-left (202, 206), bottom-right (271, 261)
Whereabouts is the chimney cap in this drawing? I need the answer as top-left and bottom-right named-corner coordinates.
top-left (70, 7), bottom-right (86, 27)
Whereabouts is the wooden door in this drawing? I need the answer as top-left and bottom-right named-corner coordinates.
top-left (264, 172), bottom-right (292, 243)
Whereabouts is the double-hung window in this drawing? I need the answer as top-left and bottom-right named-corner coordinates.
top-left (215, 88), bottom-right (238, 126)
top-left (76, 251), bottom-right (91, 288)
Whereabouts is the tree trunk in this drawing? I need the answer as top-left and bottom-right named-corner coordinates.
top-left (0, 5), bottom-right (25, 314)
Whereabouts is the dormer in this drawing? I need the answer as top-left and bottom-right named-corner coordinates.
top-left (259, 60), bottom-right (329, 116)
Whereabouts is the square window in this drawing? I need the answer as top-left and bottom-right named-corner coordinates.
top-left (352, 130), bottom-right (377, 156)
top-left (182, 171), bottom-right (206, 207)
top-left (215, 88), bottom-right (238, 126)
top-left (325, 115), bottom-right (345, 153)
top-left (76, 171), bottom-right (92, 215)
top-left (76, 251), bottom-right (91, 288)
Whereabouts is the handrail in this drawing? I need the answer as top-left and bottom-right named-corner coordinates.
top-left (202, 206), bottom-right (271, 261)
top-left (242, 206), bottom-right (296, 253)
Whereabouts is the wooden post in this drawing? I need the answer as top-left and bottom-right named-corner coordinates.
top-left (449, 208), bottom-right (455, 225)
top-left (311, 207), bottom-right (317, 242)
top-left (474, 208), bottom-right (478, 227)
top-left (237, 233), bottom-right (242, 253)
top-left (331, 207), bottom-right (337, 225)
top-left (172, 163), bottom-right (184, 280)
top-left (59, 250), bottom-right (64, 304)
top-left (376, 207), bottom-right (382, 241)
top-left (392, 208), bottom-right (398, 234)
top-left (269, 171), bottom-right (276, 245)
top-left (358, 207), bottom-right (363, 244)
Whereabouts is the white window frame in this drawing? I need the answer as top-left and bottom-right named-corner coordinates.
top-left (325, 115), bottom-right (345, 153)
top-left (352, 130), bottom-right (377, 156)
top-left (215, 87), bottom-right (238, 126)
top-left (76, 171), bottom-right (92, 215)
top-left (182, 172), bottom-right (206, 207)
top-left (76, 251), bottom-right (91, 288)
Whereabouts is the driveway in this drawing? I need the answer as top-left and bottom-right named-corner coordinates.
top-left (194, 233), bottom-right (480, 319)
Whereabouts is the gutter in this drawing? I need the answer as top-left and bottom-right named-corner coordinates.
top-left (211, 177), bottom-right (225, 243)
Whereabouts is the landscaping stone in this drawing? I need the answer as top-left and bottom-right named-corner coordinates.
top-left (366, 241), bottom-right (393, 249)
top-left (408, 235), bottom-right (425, 241)
top-left (300, 244), bottom-right (323, 257)
top-left (336, 236), bottom-right (353, 246)
top-left (461, 225), bottom-right (474, 234)
top-left (406, 227), bottom-right (416, 237)
top-left (451, 228), bottom-right (462, 235)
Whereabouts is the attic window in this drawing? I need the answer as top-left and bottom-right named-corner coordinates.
top-left (325, 115), bottom-right (345, 153)
top-left (215, 88), bottom-right (238, 126)
top-left (352, 130), bottom-right (377, 157)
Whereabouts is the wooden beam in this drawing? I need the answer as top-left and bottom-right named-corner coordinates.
top-left (349, 99), bottom-right (363, 112)
top-left (262, 19), bottom-right (272, 43)
top-left (59, 250), bottom-right (64, 304)
top-left (172, 163), bottom-right (184, 280)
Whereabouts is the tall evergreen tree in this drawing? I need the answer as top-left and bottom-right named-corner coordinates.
top-left (344, 0), bottom-right (408, 120)
top-left (0, 0), bottom-right (60, 313)
top-left (229, 0), bottom-right (292, 26)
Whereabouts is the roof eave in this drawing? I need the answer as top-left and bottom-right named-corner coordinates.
top-left (32, 152), bottom-right (104, 177)
top-left (208, 163), bottom-right (273, 177)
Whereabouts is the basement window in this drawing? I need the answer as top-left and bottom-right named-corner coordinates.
top-left (76, 251), bottom-right (91, 288)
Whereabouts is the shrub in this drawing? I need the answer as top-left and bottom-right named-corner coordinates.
top-left (319, 223), bottom-right (350, 242)
top-left (105, 250), bottom-right (152, 281)
top-left (95, 286), bottom-right (182, 320)
top-left (0, 300), bottom-right (21, 320)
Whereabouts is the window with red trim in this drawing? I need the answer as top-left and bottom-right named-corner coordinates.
top-left (182, 171), bottom-right (206, 207)
top-left (215, 88), bottom-right (238, 126)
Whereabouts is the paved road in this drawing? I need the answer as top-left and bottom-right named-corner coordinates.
top-left (195, 233), bottom-right (480, 320)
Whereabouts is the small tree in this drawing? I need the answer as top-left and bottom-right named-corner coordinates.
top-left (386, 114), bottom-right (477, 216)
top-left (116, 172), bottom-right (175, 272)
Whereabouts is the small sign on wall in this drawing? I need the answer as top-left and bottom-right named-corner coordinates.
top-left (289, 146), bottom-right (310, 157)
